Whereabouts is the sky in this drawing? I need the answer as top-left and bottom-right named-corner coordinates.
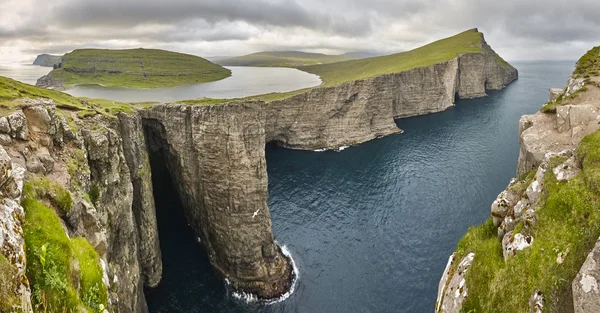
top-left (0, 0), bottom-right (598, 63)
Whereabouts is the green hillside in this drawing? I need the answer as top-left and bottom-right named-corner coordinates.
top-left (216, 51), bottom-right (354, 67)
top-left (42, 48), bottom-right (231, 89)
top-left (299, 29), bottom-right (485, 86)
top-left (0, 76), bottom-right (134, 116)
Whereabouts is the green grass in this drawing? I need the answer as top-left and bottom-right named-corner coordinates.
top-left (541, 87), bottom-right (590, 113)
top-left (573, 46), bottom-right (600, 79)
top-left (451, 129), bottom-right (600, 313)
top-left (0, 75), bottom-right (142, 118)
top-left (0, 252), bottom-right (20, 311)
top-left (24, 175), bottom-right (73, 213)
top-left (23, 183), bottom-right (108, 313)
top-left (0, 76), bottom-right (86, 110)
top-left (542, 46), bottom-right (600, 113)
top-left (46, 48), bottom-right (231, 89)
top-left (71, 238), bottom-right (108, 312)
top-left (216, 51), bottom-right (353, 67)
top-left (298, 29), bottom-right (485, 86)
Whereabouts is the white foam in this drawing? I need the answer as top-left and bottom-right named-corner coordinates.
top-left (313, 148), bottom-right (327, 152)
top-left (335, 145), bottom-right (349, 152)
top-left (226, 243), bottom-right (299, 305)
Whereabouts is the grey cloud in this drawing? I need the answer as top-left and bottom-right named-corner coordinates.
top-left (0, 0), bottom-right (598, 62)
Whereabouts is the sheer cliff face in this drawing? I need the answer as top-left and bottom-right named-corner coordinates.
top-left (142, 103), bottom-right (292, 299)
top-left (0, 104), bottom-right (162, 313)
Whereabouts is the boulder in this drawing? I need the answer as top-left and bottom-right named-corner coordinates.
top-left (565, 76), bottom-right (586, 97)
top-left (552, 156), bottom-right (581, 182)
top-left (573, 236), bottom-right (600, 313)
top-left (502, 231), bottom-right (534, 260)
top-left (6, 112), bottom-right (29, 140)
top-left (436, 253), bottom-right (475, 313)
top-left (549, 88), bottom-right (564, 102)
top-left (529, 290), bottom-right (544, 313)
top-left (491, 179), bottom-right (521, 227)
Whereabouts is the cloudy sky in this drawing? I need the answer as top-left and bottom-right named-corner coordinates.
top-left (0, 0), bottom-right (598, 63)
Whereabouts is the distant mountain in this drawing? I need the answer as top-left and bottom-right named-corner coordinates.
top-left (205, 56), bottom-right (234, 62)
top-left (216, 51), bottom-right (354, 67)
top-left (33, 54), bottom-right (62, 67)
top-left (340, 51), bottom-right (385, 59)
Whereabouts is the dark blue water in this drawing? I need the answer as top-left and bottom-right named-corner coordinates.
top-left (145, 61), bottom-right (575, 313)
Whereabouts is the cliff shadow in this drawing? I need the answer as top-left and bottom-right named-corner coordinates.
top-left (142, 127), bottom-right (229, 311)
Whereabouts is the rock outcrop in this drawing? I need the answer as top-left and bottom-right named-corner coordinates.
top-left (573, 237), bottom-right (600, 313)
top-left (437, 47), bottom-right (600, 312)
top-left (0, 146), bottom-right (32, 312)
top-left (0, 102), bottom-right (161, 313)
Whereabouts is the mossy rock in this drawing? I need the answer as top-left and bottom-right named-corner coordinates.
top-left (23, 176), bottom-right (73, 213)
top-left (0, 252), bottom-right (20, 312)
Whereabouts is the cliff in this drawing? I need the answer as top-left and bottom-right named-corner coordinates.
top-left (436, 46), bottom-right (600, 313)
top-left (1, 29), bottom-right (516, 312)
top-left (0, 86), bottom-right (162, 312)
top-left (32, 54), bottom-right (61, 68)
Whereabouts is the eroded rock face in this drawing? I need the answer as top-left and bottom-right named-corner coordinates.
top-left (142, 103), bottom-right (292, 299)
top-left (118, 113), bottom-right (162, 288)
top-left (83, 124), bottom-right (148, 313)
top-left (573, 237), bottom-right (600, 313)
top-left (436, 253), bottom-right (475, 313)
top-left (0, 145), bottom-right (32, 312)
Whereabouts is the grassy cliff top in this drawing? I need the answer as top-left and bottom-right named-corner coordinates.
top-left (0, 76), bottom-right (134, 116)
top-left (45, 48), bottom-right (231, 89)
top-left (299, 29), bottom-right (485, 86)
top-left (574, 46), bottom-right (600, 78)
top-left (216, 51), bottom-right (354, 67)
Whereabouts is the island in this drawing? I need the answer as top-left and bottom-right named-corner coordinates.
top-left (0, 28), bottom-right (517, 313)
top-left (36, 48), bottom-right (232, 90)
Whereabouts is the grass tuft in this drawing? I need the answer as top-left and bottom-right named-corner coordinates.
top-left (23, 191), bottom-right (108, 313)
top-left (0, 252), bottom-right (20, 311)
top-left (23, 176), bottom-right (73, 213)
